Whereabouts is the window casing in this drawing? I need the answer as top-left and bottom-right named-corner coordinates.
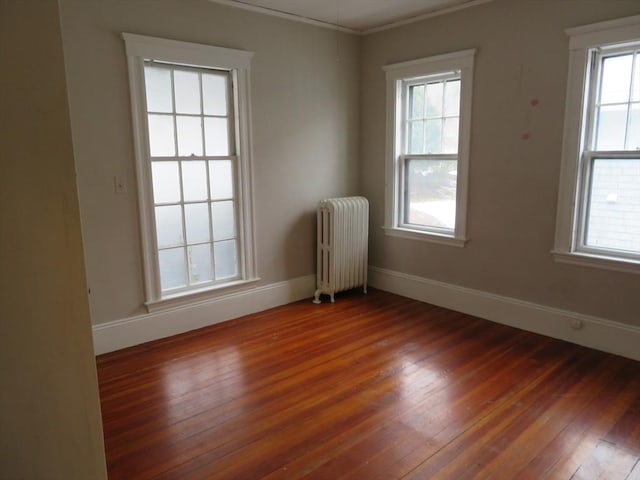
top-left (384, 50), bottom-right (475, 246)
top-left (554, 15), bottom-right (640, 274)
top-left (123, 34), bottom-right (258, 310)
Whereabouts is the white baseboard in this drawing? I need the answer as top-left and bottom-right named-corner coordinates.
top-left (92, 274), bottom-right (316, 355)
top-left (368, 266), bottom-right (640, 362)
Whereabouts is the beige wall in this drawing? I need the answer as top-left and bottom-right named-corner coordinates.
top-left (0, 1), bottom-right (107, 478)
top-left (361, 0), bottom-right (640, 326)
top-left (58, 0), bottom-right (360, 325)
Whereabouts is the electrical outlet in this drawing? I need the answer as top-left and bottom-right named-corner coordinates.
top-left (570, 319), bottom-right (583, 330)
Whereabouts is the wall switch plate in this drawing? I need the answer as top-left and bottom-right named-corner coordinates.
top-left (114, 176), bottom-right (127, 194)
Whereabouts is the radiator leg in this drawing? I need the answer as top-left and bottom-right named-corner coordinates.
top-left (330, 293), bottom-right (335, 303)
top-left (312, 289), bottom-right (322, 304)
top-left (363, 284), bottom-right (368, 294)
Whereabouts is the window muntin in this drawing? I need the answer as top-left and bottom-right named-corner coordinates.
top-left (123, 33), bottom-right (257, 308)
top-left (144, 62), bottom-right (240, 294)
top-left (402, 73), bottom-right (461, 232)
top-left (576, 45), bottom-right (640, 259)
top-left (384, 50), bottom-right (474, 246)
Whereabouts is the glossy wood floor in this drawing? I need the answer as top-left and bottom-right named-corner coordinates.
top-left (98, 289), bottom-right (640, 479)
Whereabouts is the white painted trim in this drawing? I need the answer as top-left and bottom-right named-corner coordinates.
top-left (363, 0), bottom-right (496, 35)
top-left (207, 0), bottom-right (495, 36)
top-left (92, 274), bottom-right (315, 355)
top-left (207, 0), bottom-right (359, 34)
top-left (384, 50), bottom-right (475, 246)
top-left (368, 266), bottom-right (640, 362)
top-left (383, 226), bottom-right (467, 247)
top-left (554, 15), bottom-right (640, 273)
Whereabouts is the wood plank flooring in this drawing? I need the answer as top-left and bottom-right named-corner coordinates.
top-left (97, 289), bottom-right (640, 479)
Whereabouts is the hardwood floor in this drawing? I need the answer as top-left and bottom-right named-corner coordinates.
top-left (97, 289), bottom-right (640, 479)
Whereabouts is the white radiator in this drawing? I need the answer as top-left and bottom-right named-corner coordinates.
top-left (313, 196), bottom-right (369, 304)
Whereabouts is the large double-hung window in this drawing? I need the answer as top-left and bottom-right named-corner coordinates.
top-left (123, 34), bottom-right (257, 309)
top-left (554, 15), bottom-right (640, 273)
top-left (384, 50), bottom-right (475, 246)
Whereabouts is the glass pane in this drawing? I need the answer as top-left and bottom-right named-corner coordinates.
top-left (214, 239), bottom-right (238, 279)
top-left (174, 70), bottom-right (201, 115)
top-left (188, 244), bottom-right (213, 284)
top-left (444, 80), bottom-right (461, 117)
top-left (159, 247), bottom-right (187, 291)
top-left (177, 116), bottom-right (203, 157)
top-left (203, 73), bottom-right (228, 116)
top-left (585, 158), bottom-right (640, 254)
top-left (442, 117), bottom-right (459, 154)
top-left (405, 158), bottom-right (457, 230)
top-left (152, 161), bottom-right (181, 204)
top-left (148, 114), bottom-right (175, 157)
top-left (409, 84), bottom-right (425, 119)
top-left (144, 65), bottom-right (172, 113)
top-left (212, 201), bottom-right (235, 240)
top-left (204, 117), bottom-right (230, 156)
top-left (408, 120), bottom-right (424, 154)
top-left (595, 105), bottom-right (628, 150)
top-left (425, 119), bottom-right (443, 154)
top-left (184, 203), bottom-right (210, 244)
top-left (181, 161), bottom-right (208, 202)
top-left (425, 82), bottom-right (444, 118)
top-left (599, 54), bottom-right (633, 105)
top-left (209, 160), bottom-right (234, 200)
top-left (627, 104), bottom-right (640, 151)
top-left (155, 205), bottom-right (184, 248)
top-left (633, 53), bottom-right (640, 101)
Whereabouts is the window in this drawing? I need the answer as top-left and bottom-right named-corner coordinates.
top-left (554, 15), bottom-right (640, 274)
top-left (384, 50), bottom-right (475, 246)
top-left (123, 33), bottom-right (258, 309)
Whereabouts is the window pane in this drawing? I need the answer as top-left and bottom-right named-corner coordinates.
top-left (627, 104), bottom-right (640, 151)
top-left (212, 201), bottom-right (235, 240)
top-left (176, 116), bottom-right (203, 156)
top-left (184, 203), bottom-right (210, 244)
top-left (585, 158), bottom-right (640, 253)
top-left (188, 244), bottom-right (213, 284)
top-left (181, 161), bottom-right (208, 202)
top-left (203, 73), bottom-right (228, 116)
top-left (425, 119), bottom-right (443, 153)
top-left (204, 117), bottom-right (230, 156)
top-left (409, 84), bottom-right (425, 119)
top-left (442, 117), bottom-right (459, 154)
top-left (408, 120), bottom-right (424, 154)
top-left (152, 161), bottom-right (181, 204)
top-left (425, 82), bottom-right (443, 118)
top-left (210, 160), bottom-right (233, 200)
top-left (148, 114), bottom-right (175, 157)
top-left (599, 54), bottom-right (633, 105)
top-left (174, 70), bottom-right (201, 114)
top-left (144, 66), bottom-right (172, 113)
top-left (214, 239), bottom-right (238, 279)
top-left (155, 205), bottom-right (184, 248)
top-left (159, 247), bottom-right (187, 290)
top-left (595, 104), bottom-right (628, 150)
top-left (405, 158), bottom-right (457, 230)
top-left (444, 80), bottom-right (461, 117)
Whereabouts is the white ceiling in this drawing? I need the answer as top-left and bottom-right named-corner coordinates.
top-left (209, 0), bottom-right (493, 34)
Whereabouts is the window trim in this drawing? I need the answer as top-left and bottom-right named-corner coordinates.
top-left (383, 49), bottom-right (475, 246)
top-left (123, 33), bottom-right (259, 309)
top-left (553, 15), bottom-right (640, 274)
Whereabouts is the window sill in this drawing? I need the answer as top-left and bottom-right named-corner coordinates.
top-left (383, 226), bottom-right (467, 247)
top-left (551, 250), bottom-right (640, 275)
top-left (145, 277), bottom-right (262, 313)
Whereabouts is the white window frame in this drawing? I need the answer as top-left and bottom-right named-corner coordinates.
top-left (383, 49), bottom-right (475, 247)
top-left (123, 33), bottom-right (259, 311)
top-left (553, 15), bottom-right (640, 275)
